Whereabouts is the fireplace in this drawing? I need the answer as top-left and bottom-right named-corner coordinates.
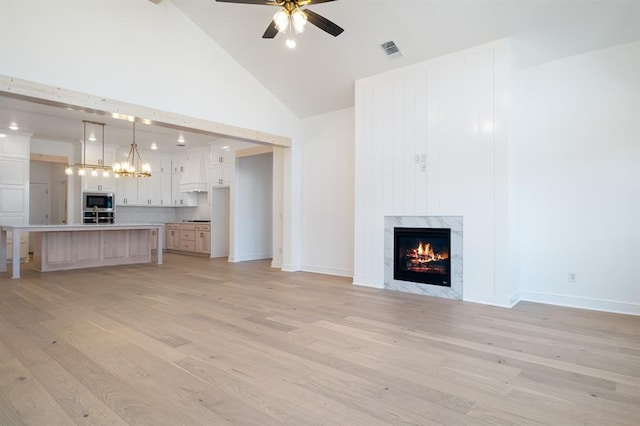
top-left (394, 227), bottom-right (451, 287)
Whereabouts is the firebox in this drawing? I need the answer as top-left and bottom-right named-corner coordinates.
top-left (394, 227), bottom-right (451, 287)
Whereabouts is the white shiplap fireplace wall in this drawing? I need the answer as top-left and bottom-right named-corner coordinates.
top-left (354, 39), bottom-right (516, 307)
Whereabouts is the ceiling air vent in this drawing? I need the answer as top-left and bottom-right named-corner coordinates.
top-left (380, 41), bottom-right (402, 58)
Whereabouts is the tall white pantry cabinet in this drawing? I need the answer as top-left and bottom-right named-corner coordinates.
top-left (0, 131), bottom-right (30, 260)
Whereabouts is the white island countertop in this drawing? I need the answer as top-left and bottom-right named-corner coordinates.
top-left (0, 223), bottom-right (164, 278)
top-left (1, 223), bottom-right (165, 231)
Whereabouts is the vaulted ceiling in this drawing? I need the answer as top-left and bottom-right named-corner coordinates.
top-left (1, 0), bottom-right (639, 152)
top-left (171, 0), bottom-right (640, 118)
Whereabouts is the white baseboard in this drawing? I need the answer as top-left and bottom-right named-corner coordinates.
top-left (300, 264), bottom-right (353, 278)
top-left (509, 291), bottom-right (522, 308)
top-left (271, 260), bottom-right (282, 269)
top-left (463, 293), bottom-right (515, 308)
top-left (519, 291), bottom-right (640, 316)
top-left (229, 253), bottom-right (271, 262)
top-left (281, 263), bottom-right (301, 272)
top-left (352, 280), bottom-right (384, 289)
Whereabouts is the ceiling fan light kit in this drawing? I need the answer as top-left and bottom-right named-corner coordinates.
top-left (216, 0), bottom-right (343, 48)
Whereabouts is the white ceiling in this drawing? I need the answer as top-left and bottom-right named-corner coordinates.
top-left (172, 0), bottom-right (640, 118)
top-left (1, 0), bottom-right (638, 150)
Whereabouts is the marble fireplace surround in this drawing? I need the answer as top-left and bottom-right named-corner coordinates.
top-left (384, 216), bottom-right (463, 300)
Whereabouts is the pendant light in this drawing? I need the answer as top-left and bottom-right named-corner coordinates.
top-left (112, 120), bottom-right (151, 178)
top-left (65, 121), bottom-right (111, 177)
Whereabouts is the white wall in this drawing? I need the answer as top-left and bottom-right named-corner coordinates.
top-left (514, 40), bottom-right (640, 314)
top-left (354, 40), bottom-right (513, 306)
top-left (299, 108), bottom-right (355, 277)
top-left (232, 153), bottom-right (273, 262)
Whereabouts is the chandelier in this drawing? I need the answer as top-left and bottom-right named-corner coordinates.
top-left (112, 121), bottom-right (151, 178)
top-left (65, 120), bottom-right (111, 177)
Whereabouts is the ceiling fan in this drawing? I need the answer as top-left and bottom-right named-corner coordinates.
top-left (215, 0), bottom-right (344, 41)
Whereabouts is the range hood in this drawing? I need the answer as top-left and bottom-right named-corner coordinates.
top-left (180, 148), bottom-right (208, 192)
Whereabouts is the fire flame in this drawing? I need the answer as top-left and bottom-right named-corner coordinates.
top-left (413, 241), bottom-right (447, 263)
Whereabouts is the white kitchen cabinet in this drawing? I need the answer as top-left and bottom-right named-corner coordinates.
top-left (211, 145), bottom-right (234, 187)
top-left (159, 172), bottom-right (172, 206)
top-left (171, 156), bottom-right (197, 207)
top-left (211, 162), bottom-right (233, 187)
top-left (1, 132), bottom-right (29, 219)
top-left (82, 144), bottom-right (116, 192)
top-left (212, 145), bottom-right (233, 165)
top-left (1, 132), bottom-right (30, 261)
top-left (114, 154), bottom-right (173, 207)
top-left (115, 176), bottom-right (137, 206)
top-left (159, 157), bottom-right (173, 206)
top-left (136, 156), bottom-right (161, 205)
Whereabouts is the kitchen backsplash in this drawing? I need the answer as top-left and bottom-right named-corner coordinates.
top-left (116, 207), bottom-right (178, 224)
top-left (117, 193), bottom-right (210, 224)
top-left (176, 193), bottom-right (210, 221)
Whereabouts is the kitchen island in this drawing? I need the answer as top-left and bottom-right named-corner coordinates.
top-left (0, 224), bottom-right (163, 279)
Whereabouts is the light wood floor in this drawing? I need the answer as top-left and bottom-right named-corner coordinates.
top-left (0, 254), bottom-right (638, 425)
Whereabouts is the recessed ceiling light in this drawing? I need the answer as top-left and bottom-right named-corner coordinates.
top-left (88, 134), bottom-right (97, 142)
top-left (150, 143), bottom-right (158, 150)
top-left (9, 123), bottom-right (19, 131)
top-left (0, 133), bottom-right (6, 138)
top-left (178, 136), bottom-right (185, 144)
top-left (286, 38), bottom-right (296, 49)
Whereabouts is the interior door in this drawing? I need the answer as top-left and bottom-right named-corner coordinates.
top-left (29, 182), bottom-right (50, 225)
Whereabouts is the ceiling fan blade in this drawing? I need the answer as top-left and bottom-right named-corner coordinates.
top-left (298, 0), bottom-right (337, 4)
top-left (262, 21), bottom-right (279, 39)
top-left (304, 9), bottom-right (344, 37)
top-left (215, 0), bottom-right (275, 5)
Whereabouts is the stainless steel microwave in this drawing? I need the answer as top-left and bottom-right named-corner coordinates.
top-left (83, 192), bottom-right (114, 211)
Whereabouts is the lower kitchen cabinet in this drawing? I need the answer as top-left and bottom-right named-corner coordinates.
top-left (165, 222), bottom-right (210, 255)
top-left (195, 224), bottom-right (211, 254)
top-left (166, 224), bottom-right (179, 250)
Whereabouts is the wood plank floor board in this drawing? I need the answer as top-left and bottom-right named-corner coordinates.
top-left (176, 345), bottom-right (397, 425)
top-left (28, 360), bottom-right (128, 425)
top-left (0, 254), bottom-right (638, 424)
top-left (0, 354), bottom-right (75, 424)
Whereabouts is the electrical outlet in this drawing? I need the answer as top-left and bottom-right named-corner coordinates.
top-left (568, 272), bottom-right (577, 283)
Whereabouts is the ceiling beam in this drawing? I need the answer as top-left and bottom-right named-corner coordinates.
top-left (0, 75), bottom-right (292, 148)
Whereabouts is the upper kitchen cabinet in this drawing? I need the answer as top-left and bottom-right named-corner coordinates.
top-left (115, 175), bottom-right (137, 206)
top-left (211, 144), bottom-right (234, 187)
top-left (82, 143), bottom-right (116, 192)
top-left (136, 155), bottom-right (161, 205)
top-left (159, 158), bottom-right (172, 206)
top-left (115, 153), bottom-right (173, 207)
